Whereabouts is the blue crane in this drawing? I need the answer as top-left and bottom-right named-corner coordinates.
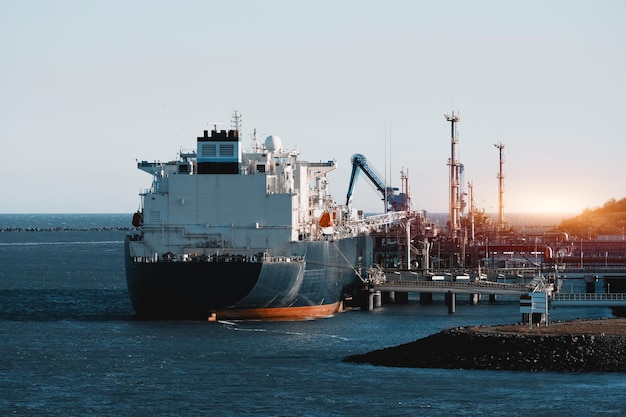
top-left (345, 154), bottom-right (406, 211)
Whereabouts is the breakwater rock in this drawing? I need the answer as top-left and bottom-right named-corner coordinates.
top-left (344, 319), bottom-right (626, 372)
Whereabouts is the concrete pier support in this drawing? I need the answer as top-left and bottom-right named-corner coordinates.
top-left (373, 291), bottom-right (382, 308)
top-left (394, 291), bottom-right (409, 304)
top-left (367, 290), bottom-right (374, 311)
top-left (420, 292), bottom-right (433, 304)
top-left (469, 293), bottom-right (480, 305)
top-left (522, 312), bottom-right (547, 325)
top-left (382, 291), bottom-right (395, 304)
top-left (446, 291), bottom-right (456, 314)
top-left (359, 288), bottom-right (375, 311)
top-left (489, 294), bottom-right (497, 302)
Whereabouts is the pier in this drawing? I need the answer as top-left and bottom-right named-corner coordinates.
top-left (358, 274), bottom-right (540, 314)
top-left (372, 279), bottom-right (530, 296)
top-left (358, 274), bottom-right (626, 313)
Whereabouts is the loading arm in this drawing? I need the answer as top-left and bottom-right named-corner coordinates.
top-left (346, 153), bottom-right (405, 211)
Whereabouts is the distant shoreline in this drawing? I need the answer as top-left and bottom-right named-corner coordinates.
top-left (0, 212), bottom-right (574, 230)
top-left (0, 227), bottom-right (131, 232)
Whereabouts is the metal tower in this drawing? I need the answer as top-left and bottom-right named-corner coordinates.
top-left (468, 180), bottom-right (475, 244)
top-left (400, 168), bottom-right (411, 212)
top-left (494, 141), bottom-right (505, 231)
top-left (445, 111), bottom-right (461, 240)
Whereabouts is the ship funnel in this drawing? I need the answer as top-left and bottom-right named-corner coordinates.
top-left (196, 128), bottom-right (242, 174)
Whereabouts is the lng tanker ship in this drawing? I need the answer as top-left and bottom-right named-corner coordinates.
top-left (125, 113), bottom-right (403, 320)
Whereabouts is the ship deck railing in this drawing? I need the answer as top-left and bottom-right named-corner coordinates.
top-left (131, 254), bottom-right (304, 263)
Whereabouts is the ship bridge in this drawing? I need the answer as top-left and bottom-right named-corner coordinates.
top-left (306, 160), bottom-right (336, 180)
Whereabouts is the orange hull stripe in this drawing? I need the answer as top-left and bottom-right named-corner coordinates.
top-left (216, 302), bottom-right (342, 321)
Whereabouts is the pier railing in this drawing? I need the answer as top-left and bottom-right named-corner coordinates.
top-left (551, 292), bottom-right (626, 307)
top-left (371, 279), bottom-right (531, 295)
top-left (552, 293), bottom-right (626, 302)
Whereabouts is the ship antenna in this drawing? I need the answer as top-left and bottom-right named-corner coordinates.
top-left (252, 128), bottom-right (259, 152)
top-left (231, 110), bottom-right (242, 132)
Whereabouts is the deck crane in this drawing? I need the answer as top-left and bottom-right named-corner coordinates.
top-left (345, 153), bottom-right (406, 211)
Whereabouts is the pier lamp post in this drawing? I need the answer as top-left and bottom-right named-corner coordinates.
top-left (580, 238), bottom-right (583, 269)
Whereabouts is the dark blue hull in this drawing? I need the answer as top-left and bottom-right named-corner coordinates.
top-left (124, 235), bottom-right (371, 320)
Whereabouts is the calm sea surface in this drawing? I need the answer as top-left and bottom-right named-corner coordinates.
top-left (1, 214), bottom-right (624, 416)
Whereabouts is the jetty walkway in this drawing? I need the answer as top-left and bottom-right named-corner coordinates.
top-left (360, 277), bottom-right (537, 313)
top-left (357, 267), bottom-right (626, 314)
top-left (372, 279), bottom-right (530, 296)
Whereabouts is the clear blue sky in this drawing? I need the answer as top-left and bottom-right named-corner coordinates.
top-left (2, 0), bottom-right (624, 214)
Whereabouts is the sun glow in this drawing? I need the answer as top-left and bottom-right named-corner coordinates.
top-left (508, 194), bottom-right (586, 214)
top-left (532, 200), bottom-right (579, 214)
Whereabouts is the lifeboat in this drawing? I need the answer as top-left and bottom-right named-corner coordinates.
top-left (319, 211), bottom-right (334, 227)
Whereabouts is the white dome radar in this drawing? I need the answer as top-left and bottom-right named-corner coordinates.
top-left (265, 135), bottom-right (282, 152)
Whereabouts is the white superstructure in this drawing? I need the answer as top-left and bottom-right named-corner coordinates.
top-left (129, 125), bottom-right (371, 260)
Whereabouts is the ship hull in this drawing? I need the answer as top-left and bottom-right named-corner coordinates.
top-left (124, 235), bottom-right (371, 320)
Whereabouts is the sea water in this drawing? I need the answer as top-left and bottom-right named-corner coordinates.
top-left (0, 214), bottom-right (624, 416)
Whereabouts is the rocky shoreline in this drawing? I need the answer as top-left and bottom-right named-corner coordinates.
top-left (343, 318), bottom-right (626, 372)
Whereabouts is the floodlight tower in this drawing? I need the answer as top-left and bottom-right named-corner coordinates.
top-left (445, 111), bottom-right (461, 240)
top-left (494, 141), bottom-right (505, 231)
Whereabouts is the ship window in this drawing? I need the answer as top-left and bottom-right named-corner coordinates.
top-left (220, 144), bottom-right (235, 157)
top-left (256, 164), bottom-right (266, 173)
top-left (202, 144), bottom-right (217, 157)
